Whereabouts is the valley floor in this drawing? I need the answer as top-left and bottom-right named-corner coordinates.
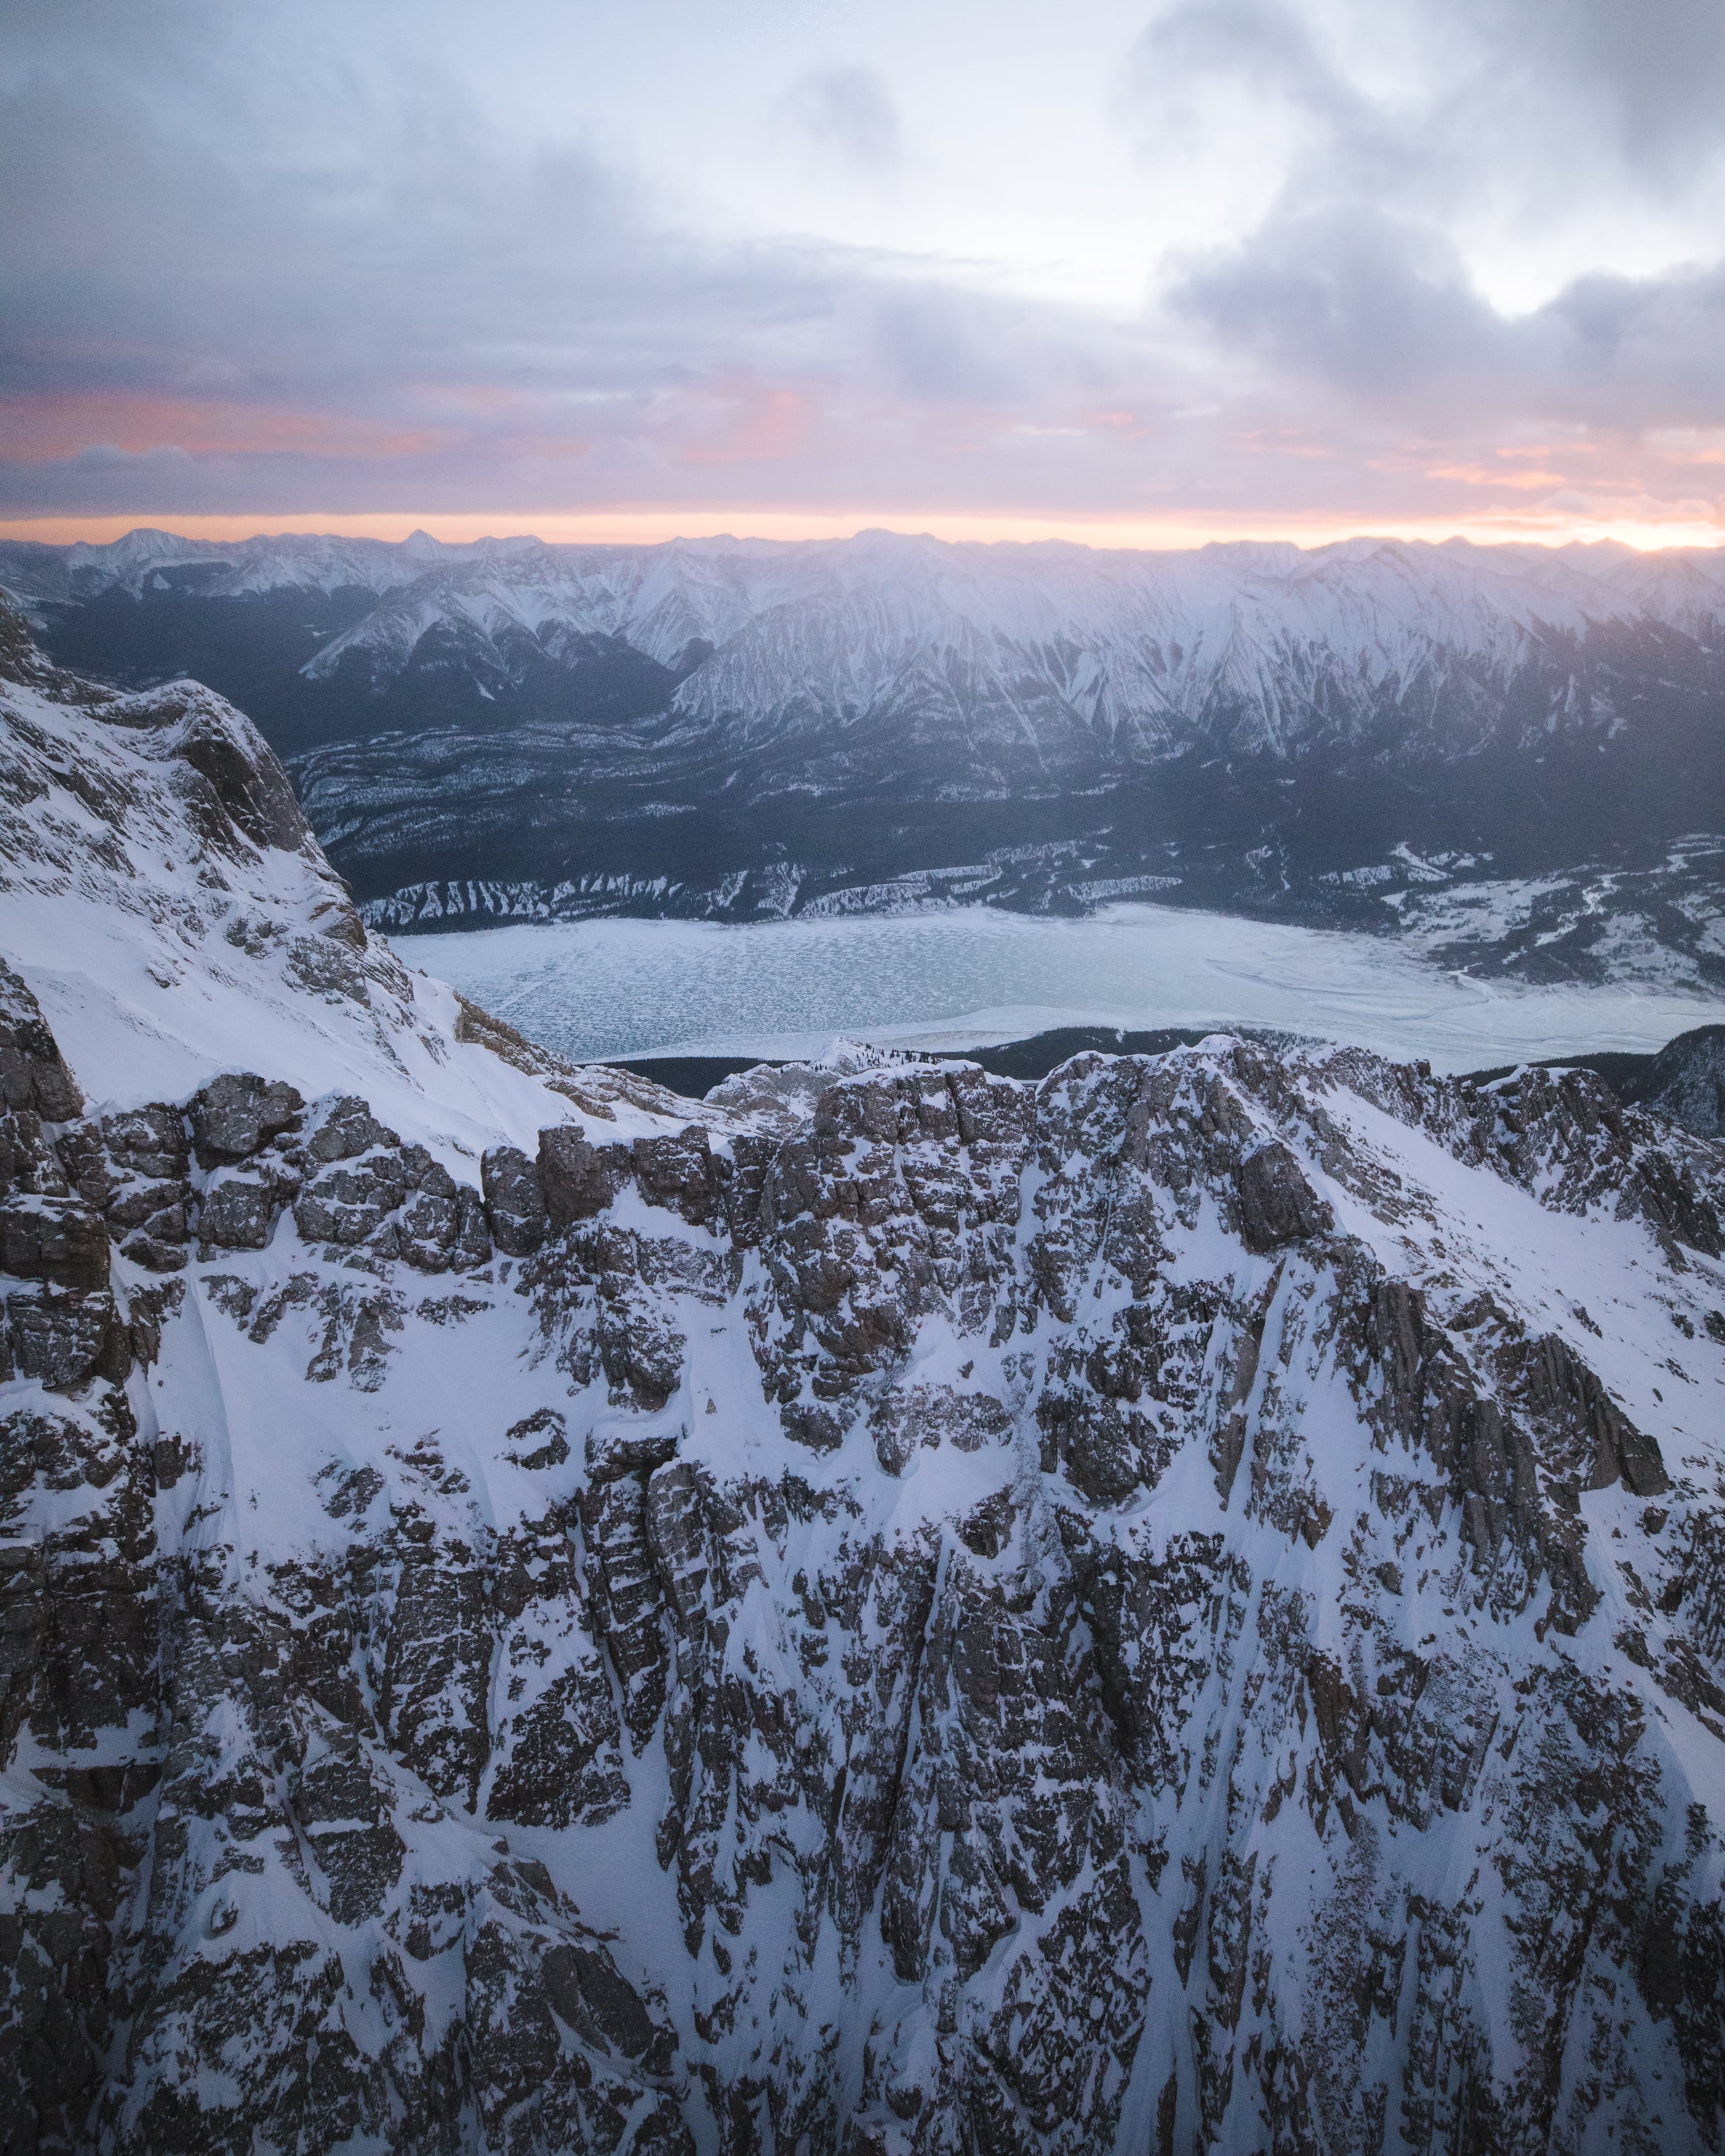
top-left (401, 901), bottom-right (1725, 1074)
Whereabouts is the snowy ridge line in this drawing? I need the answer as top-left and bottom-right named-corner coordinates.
top-left (11, 521), bottom-right (1725, 637)
top-left (0, 594), bottom-right (697, 1151)
top-left (10, 524), bottom-right (1725, 757)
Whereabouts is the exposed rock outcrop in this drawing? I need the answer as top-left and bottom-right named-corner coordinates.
top-left (3, 989), bottom-right (1722, 2153)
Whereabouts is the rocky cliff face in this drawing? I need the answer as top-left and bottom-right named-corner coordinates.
top-left (2, 615), bottom-right (1724, 2154)
top-left (1629, 1027), bottom-right (1725, 1141)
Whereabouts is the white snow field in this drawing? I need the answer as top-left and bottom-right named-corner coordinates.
top-left (402, 901), bottom-right (1725, 1071)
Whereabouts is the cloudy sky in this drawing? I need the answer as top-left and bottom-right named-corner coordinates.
top-left (5, 0), bottom-right (1725, 547)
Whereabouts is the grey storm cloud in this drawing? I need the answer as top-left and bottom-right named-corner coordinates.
top-left (1137, 0), bottom-right (1725, 436)
top-left (1130, 0), bottom-right (1725, 212)
top-left (0, 4), bottom-right (1154, 517)
top-left (3, 0), bottom-right (1725, 527)
top-left (1470, 0), bottom-right (1725, 170)
top-left (1171, 208), bottom-right (1725, 433)
top-left (1170, 212), bottom-right (1516, 408)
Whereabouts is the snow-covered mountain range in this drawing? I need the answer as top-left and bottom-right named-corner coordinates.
top-left (11, 525), bottom-right (1725, 727)
top-left (3, 598), bottom-right (1724, 2151)
top-left (5, 529), bottom-right (1724, 949)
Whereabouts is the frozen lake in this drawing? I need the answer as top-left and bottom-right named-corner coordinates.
top-left (400, 903), bottom-right (1725, 1075)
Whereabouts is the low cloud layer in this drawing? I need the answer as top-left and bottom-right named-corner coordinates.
top-left (3, 0), bottom-right (1724, 539)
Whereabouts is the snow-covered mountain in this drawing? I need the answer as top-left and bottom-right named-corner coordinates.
top-left (3, 599), bottom-right (1724, 2151)
top-left (5, 528), bottom-right (1724, 939)
top-left (13, 525), bottom-right (1725, 730)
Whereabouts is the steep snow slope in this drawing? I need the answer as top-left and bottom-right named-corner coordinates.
top-left (3, 612), bottom-right (1724, 2154)
top-left (0, 602), bottom-right (688, 1158)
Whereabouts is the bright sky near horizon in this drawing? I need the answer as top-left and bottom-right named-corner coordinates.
top-left (6, 0), bottom-right (1725, 548)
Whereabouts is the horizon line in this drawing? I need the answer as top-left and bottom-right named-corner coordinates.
top-left (4, 508), bottom-right (1725, 555)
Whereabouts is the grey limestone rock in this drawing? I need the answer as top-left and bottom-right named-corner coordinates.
top-left (97, 1104), bottom-right (193, 1270)
top-left (292, 1123), bottom-right (489, 1272)
top-left (482, 1142), bottom-right (548, 1254)
top-left (196, 1170), bottom-right (281, 1251)
top-left (0, 959), bottom-right (83, 1124)
top-left (4, 1283), bottom-right (131, 1389)
top-left (505, 1405), bottom-right (570, 1468)
top-left (1235, 1135), bottom-right (1335, 1250)
top-left (539, 1123), bottom-right (632, 1227)
top-left (294, 1150), bottom-right (412, 1246)
top-left (110, 674), bottom-right (314, 856)
top-left (0, 1196), bottom-right (109, 1290)
top-left (189, 1071), bottom-right (305, 1168)
top-left (305, 1093), bottom-right (399, 1162)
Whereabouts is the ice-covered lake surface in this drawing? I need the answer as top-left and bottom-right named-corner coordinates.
top-left (400, 903), bottom-right (1725, 1074)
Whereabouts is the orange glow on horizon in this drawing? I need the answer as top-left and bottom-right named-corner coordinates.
top-left (2, 506), bottom-right (1723, 553)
